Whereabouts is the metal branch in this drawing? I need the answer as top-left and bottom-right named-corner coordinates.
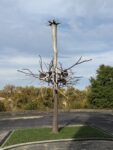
top-left (66, 57), bottom-right (92, 71)
top-left (49, 59), bottom-right (53, 71)
top-left (57, 89), bottom-right (68, 100)
top-left (44, 62), bottom-right (49, 71)
top-left (48, 20), bottom-right (60, 26)
top-left (17, 69), bottom-right (38, 78)
top-left (39, 55), bottom-right (44, 72)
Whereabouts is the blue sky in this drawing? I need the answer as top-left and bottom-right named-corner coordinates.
top-left (0, 0), bottom-right (113, 90)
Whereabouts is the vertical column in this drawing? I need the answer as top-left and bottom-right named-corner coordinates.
top-left (49, 20), bottom-right (59, 133)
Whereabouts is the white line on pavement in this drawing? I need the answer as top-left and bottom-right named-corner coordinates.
top-left (0, 116), bottom-right (43, 121)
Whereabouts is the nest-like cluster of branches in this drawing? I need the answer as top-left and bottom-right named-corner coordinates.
top-left (18, 56), bottom-right (91, 87)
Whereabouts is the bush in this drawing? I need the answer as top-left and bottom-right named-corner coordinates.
top-left (24, 100), bottom-right (38, 110)
top-left (0, 101), bottom-right (6, 111)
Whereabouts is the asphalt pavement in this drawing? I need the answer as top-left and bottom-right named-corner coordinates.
top-left (0, 111), bottom-right (113, 149)
top-left (0, 111), bottom-right (113, 135)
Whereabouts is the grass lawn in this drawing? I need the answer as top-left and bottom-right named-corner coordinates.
top-left (4, 125), bottom-right (113, 147)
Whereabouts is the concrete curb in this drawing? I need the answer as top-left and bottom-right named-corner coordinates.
top-left (2, 138), bottom-right (113, 150)
top-left (0, 131), bottom-right (13, 147)
top-left (66, 109), bottom-right (113, 113)
top-left (1, 131), bottom-right (14, 148)
top-left (0, 109), bottom-right (113, 116)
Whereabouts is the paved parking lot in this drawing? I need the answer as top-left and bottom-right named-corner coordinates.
top-left (0, 111), bottom-right (113, 149)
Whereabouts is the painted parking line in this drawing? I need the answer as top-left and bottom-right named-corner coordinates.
top-left (0, 116), bottom-right (43, 121)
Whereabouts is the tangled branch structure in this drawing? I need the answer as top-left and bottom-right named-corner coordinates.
top-left (18, 56), bottom-right (91, 87)
top-left (18, 20), bottom-right (91, 88)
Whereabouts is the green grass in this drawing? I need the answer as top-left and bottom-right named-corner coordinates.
top-left (4, 126), bottom-right (112, 147)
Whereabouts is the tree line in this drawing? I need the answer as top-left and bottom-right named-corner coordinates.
top-left (0, 85), bottom-right (88, 111)
top-left (0, 64), bottom-right (113, 111)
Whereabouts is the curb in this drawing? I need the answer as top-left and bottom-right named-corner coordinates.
top-left (0, 109), bottom-right (113, 116)
top-left (1, 131), bottom-right (15, 148)
top-left (0, 131), bottom-right (13, 147)
top-left (2, 138), bottom-right (113, 150)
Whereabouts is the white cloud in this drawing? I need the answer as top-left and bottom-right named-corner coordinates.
top-left (0, 0), bottom-right (113, 89)
top-left (0, 68), bottom-right (18, 78)
top-left (16, 0), bottom-right (113, 19)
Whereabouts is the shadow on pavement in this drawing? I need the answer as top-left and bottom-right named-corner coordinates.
top-left (62, 113), bottom-right (113, 150)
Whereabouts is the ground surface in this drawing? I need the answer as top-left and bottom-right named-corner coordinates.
top-left (2, 140), bottom-right (113, 150)
top-left (0, 111), bottom-right (113, 149)
top-left (0, 111), bottom-right (113, 135)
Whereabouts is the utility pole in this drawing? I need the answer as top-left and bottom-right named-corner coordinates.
top-left (49, 20), bottom-right (59, 133)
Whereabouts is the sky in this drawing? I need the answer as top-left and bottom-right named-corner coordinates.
top-left (0, 0), bottom-right (113, 90)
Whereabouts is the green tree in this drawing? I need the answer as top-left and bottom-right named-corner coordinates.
top-left (88, 65), bottom-right (113, 108)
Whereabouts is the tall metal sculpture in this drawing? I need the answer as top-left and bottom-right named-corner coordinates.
top-left (49, 20), bottom-right (59, 133)
top-left (18, 20), bottom-right (91, 133)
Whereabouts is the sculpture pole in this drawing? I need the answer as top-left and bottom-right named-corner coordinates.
top-left (49, 20), bottom-right (59, 133)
